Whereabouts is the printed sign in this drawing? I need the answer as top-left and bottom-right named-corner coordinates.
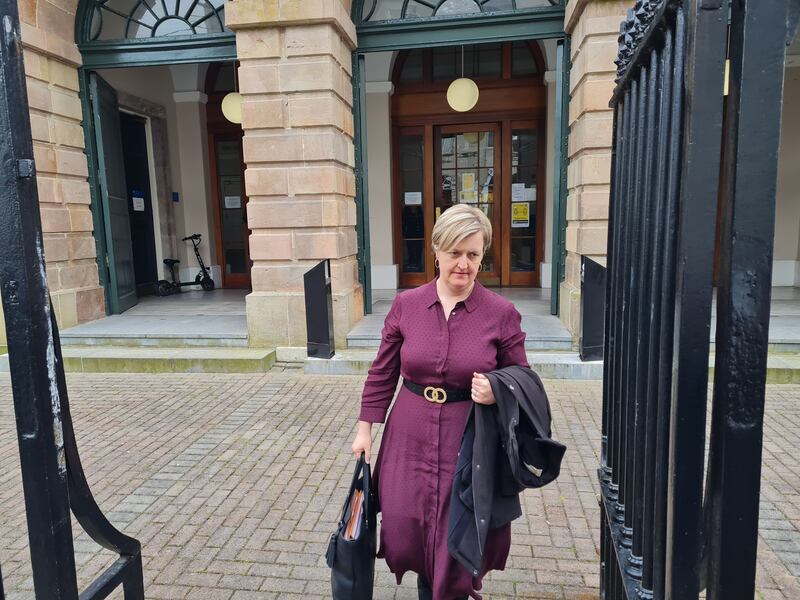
top-left (132, 196), bottom-right (145, 212)
top-left (512, 202), bottom-right (530, 228)
top-left (224, 195), bottom-right (241, 209)
top-left (461, 172), bottom-right (476, 192)
top-left (404, 191), bottom-right (422, 206)
top-left (512, 182), bottom-right (526, 202)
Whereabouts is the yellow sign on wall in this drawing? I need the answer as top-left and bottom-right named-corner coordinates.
top-left (512, 202), bottom-right (530, 228)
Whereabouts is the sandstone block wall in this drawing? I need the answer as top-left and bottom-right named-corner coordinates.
top-left (2, 1), bottom-right (105, 345)
top-left (561, 0), bottom-right (627, 340)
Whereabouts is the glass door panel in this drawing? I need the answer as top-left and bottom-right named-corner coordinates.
top-left (435, 126), bottom-right (499, 282)
top-left (216, 139), bottom-right (248, 284)
top-left (510, 127), bottom-right (538, 276)
top-left (399, 133), bottom-right (425, 274)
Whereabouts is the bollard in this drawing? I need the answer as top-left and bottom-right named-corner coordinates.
top-left (304, 260), bottom-right (335, 359)
top-left (580, 256), bottom-right (606, 361)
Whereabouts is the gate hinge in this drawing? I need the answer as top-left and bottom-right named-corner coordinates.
top-left (17, 159), bottom-right (35, 179)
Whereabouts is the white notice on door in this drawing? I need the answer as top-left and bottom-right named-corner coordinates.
top-left (224, 196), bottom-right (241, 209)
top-left (132, 196), bottom-right (145, 212)
top-left (404, 191), bottom-right (422, 205)
top-left (511, 182), bottom-right (525, 202)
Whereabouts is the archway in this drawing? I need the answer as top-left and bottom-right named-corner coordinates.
top-left (75, 0), bottom-right (239, 313)
top-left (349, 0), bottom-right (569, 312)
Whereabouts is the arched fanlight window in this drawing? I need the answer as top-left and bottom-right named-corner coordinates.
top-left (85, 0), bottom-right (227, 42)
top-left (361, 0), bottom-right (559, 23)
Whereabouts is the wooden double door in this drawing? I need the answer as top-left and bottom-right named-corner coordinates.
top-left (395, 119), bottom-right (545, 288)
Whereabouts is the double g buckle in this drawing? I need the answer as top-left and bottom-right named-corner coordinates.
top-left (423, 386), bottom-right (447, 404)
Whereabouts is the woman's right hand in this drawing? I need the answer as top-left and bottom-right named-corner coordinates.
top-left (352, 421), bottom-right (373, 463)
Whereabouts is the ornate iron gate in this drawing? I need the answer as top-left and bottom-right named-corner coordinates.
top-left (599, 1), bottom-right (799, 599)
top-left (0, 1), bottom-right (144, 598)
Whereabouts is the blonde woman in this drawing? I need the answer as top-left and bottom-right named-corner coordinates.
top-left (351, 205), bottom-right (528, 600)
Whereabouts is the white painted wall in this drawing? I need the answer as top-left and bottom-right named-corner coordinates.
top-left (365, 52), bottom-right (398, 289)
top-left (541, 38), bottom-right (557, 288)
top-left (774, 64), bottom-right (800, 285)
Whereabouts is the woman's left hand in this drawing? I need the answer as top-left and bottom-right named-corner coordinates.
top-left (471, 372), bottom-right (496, 405)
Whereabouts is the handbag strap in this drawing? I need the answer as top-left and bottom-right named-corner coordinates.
top-left (338, 453), bottom-right (372, 527)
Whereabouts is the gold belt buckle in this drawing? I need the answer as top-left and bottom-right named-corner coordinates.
top-left (423, 386), bottom-right (447, 404)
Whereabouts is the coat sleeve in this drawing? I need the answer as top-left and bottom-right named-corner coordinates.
top-left (359, 294), bottom-right (403, 423)
top-left (498, 304), bottom-right (529, 369)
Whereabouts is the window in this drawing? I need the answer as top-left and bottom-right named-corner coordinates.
top-left (85, 0), bottom-right (227, 42)
top-left (394, 41), bottom-right (543, 86)
top-left (360, 0), bottom-right (557, 23)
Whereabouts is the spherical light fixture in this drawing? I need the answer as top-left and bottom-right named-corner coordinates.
top-left (446, 45), bottom-right (479, 113)
top-left (221, 91), bottom-right (242, 124)
top-left (447, 78), bottom-right (479, 112)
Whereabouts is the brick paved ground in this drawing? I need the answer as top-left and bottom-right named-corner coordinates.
top-left (0, 372), bottom-right (797, 599)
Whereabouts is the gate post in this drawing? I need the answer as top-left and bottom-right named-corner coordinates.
top-left (702, 1), bottom-right (799, 597)
top-left (0, 1), bottom-right (143, 598)
top-left (0, 2), bottom-right (80, 595)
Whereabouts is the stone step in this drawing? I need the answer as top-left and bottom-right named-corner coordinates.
top-left (59, 333), bottom-right (249, 348)
top-left (0, 347), bottom-right (275, 374)
top-left (347, 335), bottom-right (574, 351)
top-left (305, 349), bottom-right (602, 379)
top-left (305, 349), bottom-right (800, 383)
top-left (346, 313), bottom-right (574, 352)
top-left (58, 314), bottom-right (248, 348)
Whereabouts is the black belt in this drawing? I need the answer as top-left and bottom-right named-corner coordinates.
top-left (403, 380), bottom-right (471, 404)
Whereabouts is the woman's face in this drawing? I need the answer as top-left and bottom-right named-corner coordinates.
top-left (435, 231), bottom-right (485, 293)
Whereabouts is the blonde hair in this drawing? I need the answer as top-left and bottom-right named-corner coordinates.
top-left (431, 204), bottom-right (492, 254)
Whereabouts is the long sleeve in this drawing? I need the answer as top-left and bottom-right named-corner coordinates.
top-left (497, 304), bottom-right (529, 369)
top-left (359, 294), bottom-right (403, 423)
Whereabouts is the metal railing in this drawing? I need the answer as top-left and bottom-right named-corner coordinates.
top-left (0, 1), bottom-right (144, 598)
top-left (599, 0), bottom-right (798, 599)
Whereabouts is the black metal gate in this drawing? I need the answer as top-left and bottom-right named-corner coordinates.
top-left (600, 1), bottom-right (799, 599)
top-left (0, 1), bottom-right (144, 598)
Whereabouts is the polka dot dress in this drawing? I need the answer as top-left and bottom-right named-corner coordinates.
top-left (360, 279), bottom-right (528, 600)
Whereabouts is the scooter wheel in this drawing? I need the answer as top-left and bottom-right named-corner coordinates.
top-left (201, 277), bottom-right (215, 292)
top-left (157, 280), bottom-right (173, 296)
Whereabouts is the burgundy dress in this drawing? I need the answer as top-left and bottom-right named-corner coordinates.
top-left (360, 279), bottom-right (529, 600)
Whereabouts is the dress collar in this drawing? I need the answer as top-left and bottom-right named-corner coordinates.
top-left (424, 277), bottom-right (483, 313)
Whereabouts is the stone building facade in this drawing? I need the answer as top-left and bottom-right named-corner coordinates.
top-left (5, 0), bottom-right (799, 353)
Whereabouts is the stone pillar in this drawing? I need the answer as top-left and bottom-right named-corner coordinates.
top-left (2, 0), bottom-right (106, 347)
top-left (226, 0), bottom-right (361, 351)
top-left (560, 0), bottom-right (627, 340)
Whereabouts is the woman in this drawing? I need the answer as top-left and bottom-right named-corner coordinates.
top-left (351, 205), bottom-right (528, 600)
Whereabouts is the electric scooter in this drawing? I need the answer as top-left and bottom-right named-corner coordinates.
top-left (156, 233), bottom-right (215, 296)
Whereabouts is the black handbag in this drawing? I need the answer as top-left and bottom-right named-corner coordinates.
top-left (325, 453), bottom-right (377, 600)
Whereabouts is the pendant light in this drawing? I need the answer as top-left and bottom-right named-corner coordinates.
top-left (221, 63), bottom-right (242, 124)
top-left (447, 45), bottom-right (479, 112)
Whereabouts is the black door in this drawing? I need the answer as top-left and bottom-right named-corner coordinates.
top-left (119, 112), bottom-right (157, 295)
